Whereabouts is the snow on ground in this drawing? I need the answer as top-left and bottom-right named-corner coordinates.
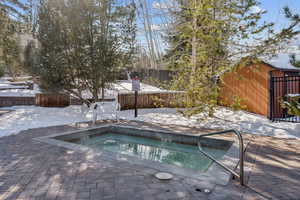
top-left (0, 77), bottom-right (34, 94)
top-left (0, 106), bottom-right (92, 137)
top-left (0, 89), bottom-right (38, 97)
top-left (0, 83), bottom-right (40, 97)
top-left (124, 107), bottom-right (300, 139)
top-left (0, 105), bottom-right (299, 139)
top-left (112, 80), bottom-right (164, 92)
top-left (0, 78), bottom-right (163, 98)
top-left (81, 80), bottom-right (165, 99)
top-left (0, 83), bottom-right (29, 89)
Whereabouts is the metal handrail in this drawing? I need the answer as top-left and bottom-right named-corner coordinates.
top-left (198, 129), bottom-right (244, 185)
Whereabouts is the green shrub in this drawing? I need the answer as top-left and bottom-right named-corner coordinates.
top-left (281, 95), bottom-right (300, 117)
top-left (230, 96), bottom-right (247, 111)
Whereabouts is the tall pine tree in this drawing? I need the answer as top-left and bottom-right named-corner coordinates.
top-left (0, 7), bottom-right (22, 79)
top-left (0, 0), bottom-right (27, 20)
top-left (25, 0), bottom-right (136, 105)
top-left (167, 0), bottom-right (300, 117)
top-left (0, 0), bottom-right (33, 79)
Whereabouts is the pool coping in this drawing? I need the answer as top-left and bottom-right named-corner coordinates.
top-left (34, 124), bottom-right (242, 186)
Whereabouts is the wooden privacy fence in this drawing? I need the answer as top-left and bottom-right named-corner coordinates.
top-left (0, 94), bottom-right (115, 107)
top-left (118, 91), bottom-right (186, 110)
top-left (36, 93), bottom-right (70, 107)
top-left (0, 96), bottom-right (35, 107)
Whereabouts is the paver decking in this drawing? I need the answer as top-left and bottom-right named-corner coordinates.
top-left (0, 120), bottom-right (299, 200)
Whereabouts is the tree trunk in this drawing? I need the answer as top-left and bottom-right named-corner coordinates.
top-left (191, 0), bottom-right (197, 85)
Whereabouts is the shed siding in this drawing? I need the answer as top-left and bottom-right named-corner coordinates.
top-left (219, 63), bottom-right (274, 116)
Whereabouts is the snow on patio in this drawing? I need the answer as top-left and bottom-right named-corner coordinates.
top-left (0, 105), bottom-right (299, 139)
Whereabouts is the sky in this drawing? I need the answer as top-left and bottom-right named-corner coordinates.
top-left (258, 0), bottom-right (300, 68)
top-left (145, 0), bottom-right (300, 68)
top-left (16, 0), bottom-right (300, 33)
top-left (17, 0), bottom-right (300, 44)
top-left (260, 0), bottom-right (300, 29)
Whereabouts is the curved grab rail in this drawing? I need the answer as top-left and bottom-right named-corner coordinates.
top-left (198, 129), bottom-right (244, 186)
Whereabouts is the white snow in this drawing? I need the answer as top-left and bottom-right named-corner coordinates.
top-left (0, 106), bottom-right (299, 139)
top-left (80, 80), bottom-right (164, 99)
top-left (0, 77), bottom-right (163, 98)
top-left (0, 106), bottom-right (92, 137)
top-left (0, 85), bottom-right (40, 97)
top-left (0, 83), bottom-right (29, 89)
top-left (0, 89), bottom-right (38, 97)
top-left (112, 80), bottom-right (164, 92)
top-left (287, 93), bottom-right (300, 98)
top-left (0, 77), bottom-right (33, 92)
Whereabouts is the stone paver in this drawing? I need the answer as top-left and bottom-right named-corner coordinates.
top-left (0, 120), bottom-right (299, 200)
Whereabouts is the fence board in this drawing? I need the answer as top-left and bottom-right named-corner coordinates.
top-left (118, 92), bottom-right (185, 110)
top-left (36, 93), bottom-right (70, 107)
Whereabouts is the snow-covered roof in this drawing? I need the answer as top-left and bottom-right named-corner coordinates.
top-left (267, 53), bottom-right (300, 70)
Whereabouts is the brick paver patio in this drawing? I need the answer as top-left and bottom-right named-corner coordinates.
top-left (0, 120), bottom-right (299, 200)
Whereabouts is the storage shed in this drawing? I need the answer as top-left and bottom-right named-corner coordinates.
top-left (219, 55), bottom-right (300, 122)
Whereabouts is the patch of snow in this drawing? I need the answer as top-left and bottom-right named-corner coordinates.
top-left (0, 83), bottom-right (29, 89)
top-left (287, 93), bottom-right (300, 97)
top-left (0, 106), bottom-right (299, 139)
top-left (80, 80), bottom-right (164, 99)
top-left (119, 107), bottom-right (300, 139)
top-left (0, 78), bottom-right (163, 99)
top-left (112, 80), bottom-right (164, 92)
top-left (0, 84), bottom-right (40, 97)
top-left (0, 106), bottom-right (93, 137)
top-left (277, 116), bottom-right (300, 122)
top-left (0, 89), bottom-right (38, 97)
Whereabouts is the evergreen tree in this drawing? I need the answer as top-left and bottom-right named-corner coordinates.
top-left (290, 54), bottom-right (300, 67)
top-left (0, 0), bottom-right (27, 20)
top-left (25, 0), bottom-right (136, 105)
top-left (0, 0), bottom-right (33, 79)
top-left (285, 6), bottom-right (300, 117)
top-left (282, 95), bottom-right (300, 118)
top-left (167, 0), bottom-right (300, 117)
top-left (0, 8), bottom-right (22, 79)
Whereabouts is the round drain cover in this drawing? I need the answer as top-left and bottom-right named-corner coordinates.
top-left (203, 189), bottom-right (211, 194)
top-left (155, 172), bottom-right (173, 180)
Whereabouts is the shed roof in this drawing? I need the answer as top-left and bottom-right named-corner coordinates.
top-left (266, 53), bottom-right (300, 72)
